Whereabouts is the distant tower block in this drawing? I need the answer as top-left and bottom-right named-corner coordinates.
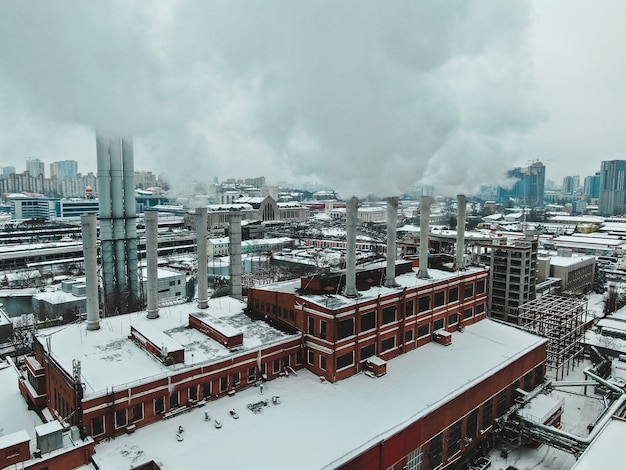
top-left (196, 207), bottom-right (209, 309)
top-left (345, 196), bottom-right (358, 297)
top-left (96, 133), bottom-right (139, 314)
top-left (145, 211), bottom-right (159, 319)
top-left (81, 214), bottom-right (100, 330)
top-left (229, 211), bottom-right (243, 300)
top-left (384, 196), bottom-right (399, 288)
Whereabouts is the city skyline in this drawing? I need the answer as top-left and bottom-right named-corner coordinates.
top-left (0, 1), bottom-right (624, 197)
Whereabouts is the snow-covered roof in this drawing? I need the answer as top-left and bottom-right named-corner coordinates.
top-left (518, 393), bottom-right (564, 424)
top-left (38, 297), bottom-right (295, 397)
top-left (33, 289), bottom-right (85, 303)
top-left (549, 255), bottom-right (595, 268)
top-left (571, 418), bottom-right (626, 469)
top-left (91, 319), bottom-right (545, 470)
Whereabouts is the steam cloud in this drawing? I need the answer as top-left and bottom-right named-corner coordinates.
top-left (0, 1), bottom-right (541, 197)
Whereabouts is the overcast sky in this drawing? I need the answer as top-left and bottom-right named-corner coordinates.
top-left (0, 0), bottom-right (623, 197)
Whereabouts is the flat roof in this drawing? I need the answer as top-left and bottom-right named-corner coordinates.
top-left (92, 320), bottom-right (545, 470)
top-left (38, 297), bottom-right (295, 397)
top-left (571, 418), bottom-right (626, 469)
top-left (549, 255), bottom-right (595, 267)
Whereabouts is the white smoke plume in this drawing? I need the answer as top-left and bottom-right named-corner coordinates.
top-left (0, 0), bottom-right (541, 197)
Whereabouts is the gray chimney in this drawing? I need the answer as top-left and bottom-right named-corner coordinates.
top-left (145, 211), bottom-right (159, 319)
top-left (456, 194), bottom-right (467, 270)
top-left (81, 214), bottom-right (100, 330)
top-left (345, 196), bottom-right (358, 297)
top-left (229, 211), bottom-right (243, 300)
top-left (417, 194), bottom-right (430, 279)
top-left (384, 196), bottom-right (399, 287)
top-left (196, 207), bottom-right (209, 308)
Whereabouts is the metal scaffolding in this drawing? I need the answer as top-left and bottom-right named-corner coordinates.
top-left (518, 294), bottom-right (586, 380)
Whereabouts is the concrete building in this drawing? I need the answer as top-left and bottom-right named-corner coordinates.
top-left (140, 267), bottom-right (186, 302)
top-left (26, 158), bottom-right (45, 178)
top-left (537, 254), bottom-right (595, 295)
top-left (49, 160), bottom-right (78, 180)
top-left (599, 160), bottom-right (626, 216)
top-left (497, 161), bottom-right (546, 207)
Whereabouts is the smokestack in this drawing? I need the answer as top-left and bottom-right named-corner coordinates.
top-left (229, 211), bottom-right (243, 300)
top-left (345, 196), bottom-right (358, 297)
top-left (384, 196), bottom-right (399, 287)
top-left (196, 207), bottom-right (209, 308)
top-left (456, 194), bottom-right (467, 270)
top-left (81, 214), bottom-right (100, 330)
top-left (145, 211), bottom-right (159, 319)
top-left (122, 137), bottom-right (139, 308)
top-left (417, 194), bottom-right (430, 279)
top-left (96, 134), bottom-right (114, 311)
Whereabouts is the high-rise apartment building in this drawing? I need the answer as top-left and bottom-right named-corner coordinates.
top-left (497, 161), bottom-right (545, 207)
top-left (50, 160), bottom-right (78, 179)
top-left (584, 172), bottom-right (601, 199)
top-left (26, 158), bottom-right (45, 177)
top-left (562, 175), bottom-right (580, 194)
top-left (1, 166), bottom-right (15, 176)
top-left (599, 160), bottom-right (626, 216)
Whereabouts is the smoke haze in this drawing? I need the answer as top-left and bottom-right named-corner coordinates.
top-left (0, 0), bottom-right (541, 197)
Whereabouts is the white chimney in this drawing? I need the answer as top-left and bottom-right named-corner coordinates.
top-left (229, 211), bottom-right (243, 300)
top-left (145, 211), bottom-right (159, 319)
top-left (456, 194), bottom-right (467, 270)
top-left (417, 194), bottom-right (430, 279)
top-left (196, 207), bottom-right (209, 308)
top-left (345, 196), bottom-right (358, 297)
top-left (81, 214), bottom-right (100, 330)
top-left (384, 196), bottom-right (399, 287)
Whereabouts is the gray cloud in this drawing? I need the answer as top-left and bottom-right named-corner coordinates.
top-left (0, 0), bottom-right (540, 197)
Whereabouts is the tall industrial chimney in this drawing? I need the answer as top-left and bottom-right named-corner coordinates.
top-left (229, 211), bottom-right (243, 300)
top-left (456, 194), bottom-right (467, 270)
top-left (145, 211), bottom-right (159, 319)
top-left (384, 196), bottom-right (399, 287)
top-left (196, 207), bottom-right (209, 308)
top-left (81, 214), bottom-right (100, 330)
top-left (345, 196), bottom-right (358, 297)
top-left (417, 194), bottom-right (430, 279)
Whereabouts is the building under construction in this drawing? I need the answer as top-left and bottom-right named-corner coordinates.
top-left (518, 294), bottom-right (586, 380)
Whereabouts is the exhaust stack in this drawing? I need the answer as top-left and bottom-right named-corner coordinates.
top-left (196, 207), bottom-right (209, 308)
top-left (345, 196), bottom-right (358, 297)
top-left (145, 211), bottom-right (159, 319)
top-left (456, 194), bottom-right (467, 270)
top-left (229, 211), bottom-right (243, 300)
top-left (81, 214), bottom-right (100, 330)
top-left (384, 196), bottom-right (399, 287)
top-left (417, 194), bottom-right (430, 279)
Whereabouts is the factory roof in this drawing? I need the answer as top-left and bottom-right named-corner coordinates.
top-left (549, 254), bottom-right (595, 268)
top-left (38, 297), bottom-right (296, 397)
top-left (91, 319), bottom-right (545, 470)
top-left (571, 418), bottom-right (626, 469)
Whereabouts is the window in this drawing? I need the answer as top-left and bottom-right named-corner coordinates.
top-left (433, 318), bottom-right (444, 331)
top-left (361, 343), bottom-right (376, 359)
top-left (232, 372), bottom-right (241, 387)
top-left (320, 320), bottom-right (327, 340)
top-left (476, 303), bottom-right (486, 315)
top-left (464, 283), bottom-right (474, 299)
top-left (308, 317), bottom-right (315, 335)
top-left (447, 419), bottom-right (462, 457)
top-left (476, 279), bottom-right (486, 294)
top-left (534, 364), bottom-right (544, 386)
top-left (283, 355), bottom-right (290, 368)
top-left (523, 372), bottom-right (532, 391)
top-left (434, 291), bottom-right (445, 307)
top-left (463, 308), bottom-right (473, 319)
top-left (381, 336), bottom-right (395, 352)
top-left (307, 350), bottom-right (315, 366)
top-left (405, 329), bottom-right (414, 343)
top-left (92, 416), bottom-right (105, 436)
top-left (154, 396), bottom-right (165, 414)
top-left (448, 313), bottom-right (458, 325)
top-left (132, 404), bottom-right (143, 422)
top-left (417, 324), bottom-right (430, 338)
top-left (273, 359), bottom-right (281, 374)
top-left (482, 398), bottom-right (493, 430)
top-left (382, 306), bottom-right (396, 325)
top-left (202, 382), bottom-right (211, 399)
top-left (427, 433), bottom-right (443, 470)
top-left (248, 367), bottom-right (256, 383)
top-left (496, 389), bottom-right (508, 417)
top-left (220, 376), bottom-right (228, 392)
top-left (336, 352), bottom-right (354, 370)
top-left (361, 311), bottom-right (376, 332)
top-left (467, 408), bottom-right (479, 439)
top-left (405, 300), bottom-right (414, 317)
top-left (189, 385), bottom-right (198, 401)
top-left (289, 310), bottom-right (295, 321)
top-left (296, 351), bottom-right (302, 365)
top-left (418, 296), bottom-right (430, 313)
top-left (449, 287), bottom-right (459, 302)
top-left (320, 356), bottom-right (327, 370)
top-left (115, 409), bottom-right (127, 428)
top-left (406, 447), bottom-right (423, 470)
top-left (337, 318), bottom-right (354, 340)
top-left (169, 392), bottom-right (179, 409)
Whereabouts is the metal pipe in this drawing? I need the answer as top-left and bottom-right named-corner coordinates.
top-left (229, 211), bottom-right (243, 300)
top-left (81, 214), bottom-right (100, 330)
top-left (384, 196), bottom-right (398, 288)
top-left (456, 194), bottom-right (466, 270)
top-left (196, 207), bottom-right (208, 308)
top-left (96, 133), bottom-right (114, 307)
top-left (345, 196), bottom-right (358, 297)
top-left (418, 194), bottom-right (430, 279)
top-left (145, 211), bottom-right (159, 319)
